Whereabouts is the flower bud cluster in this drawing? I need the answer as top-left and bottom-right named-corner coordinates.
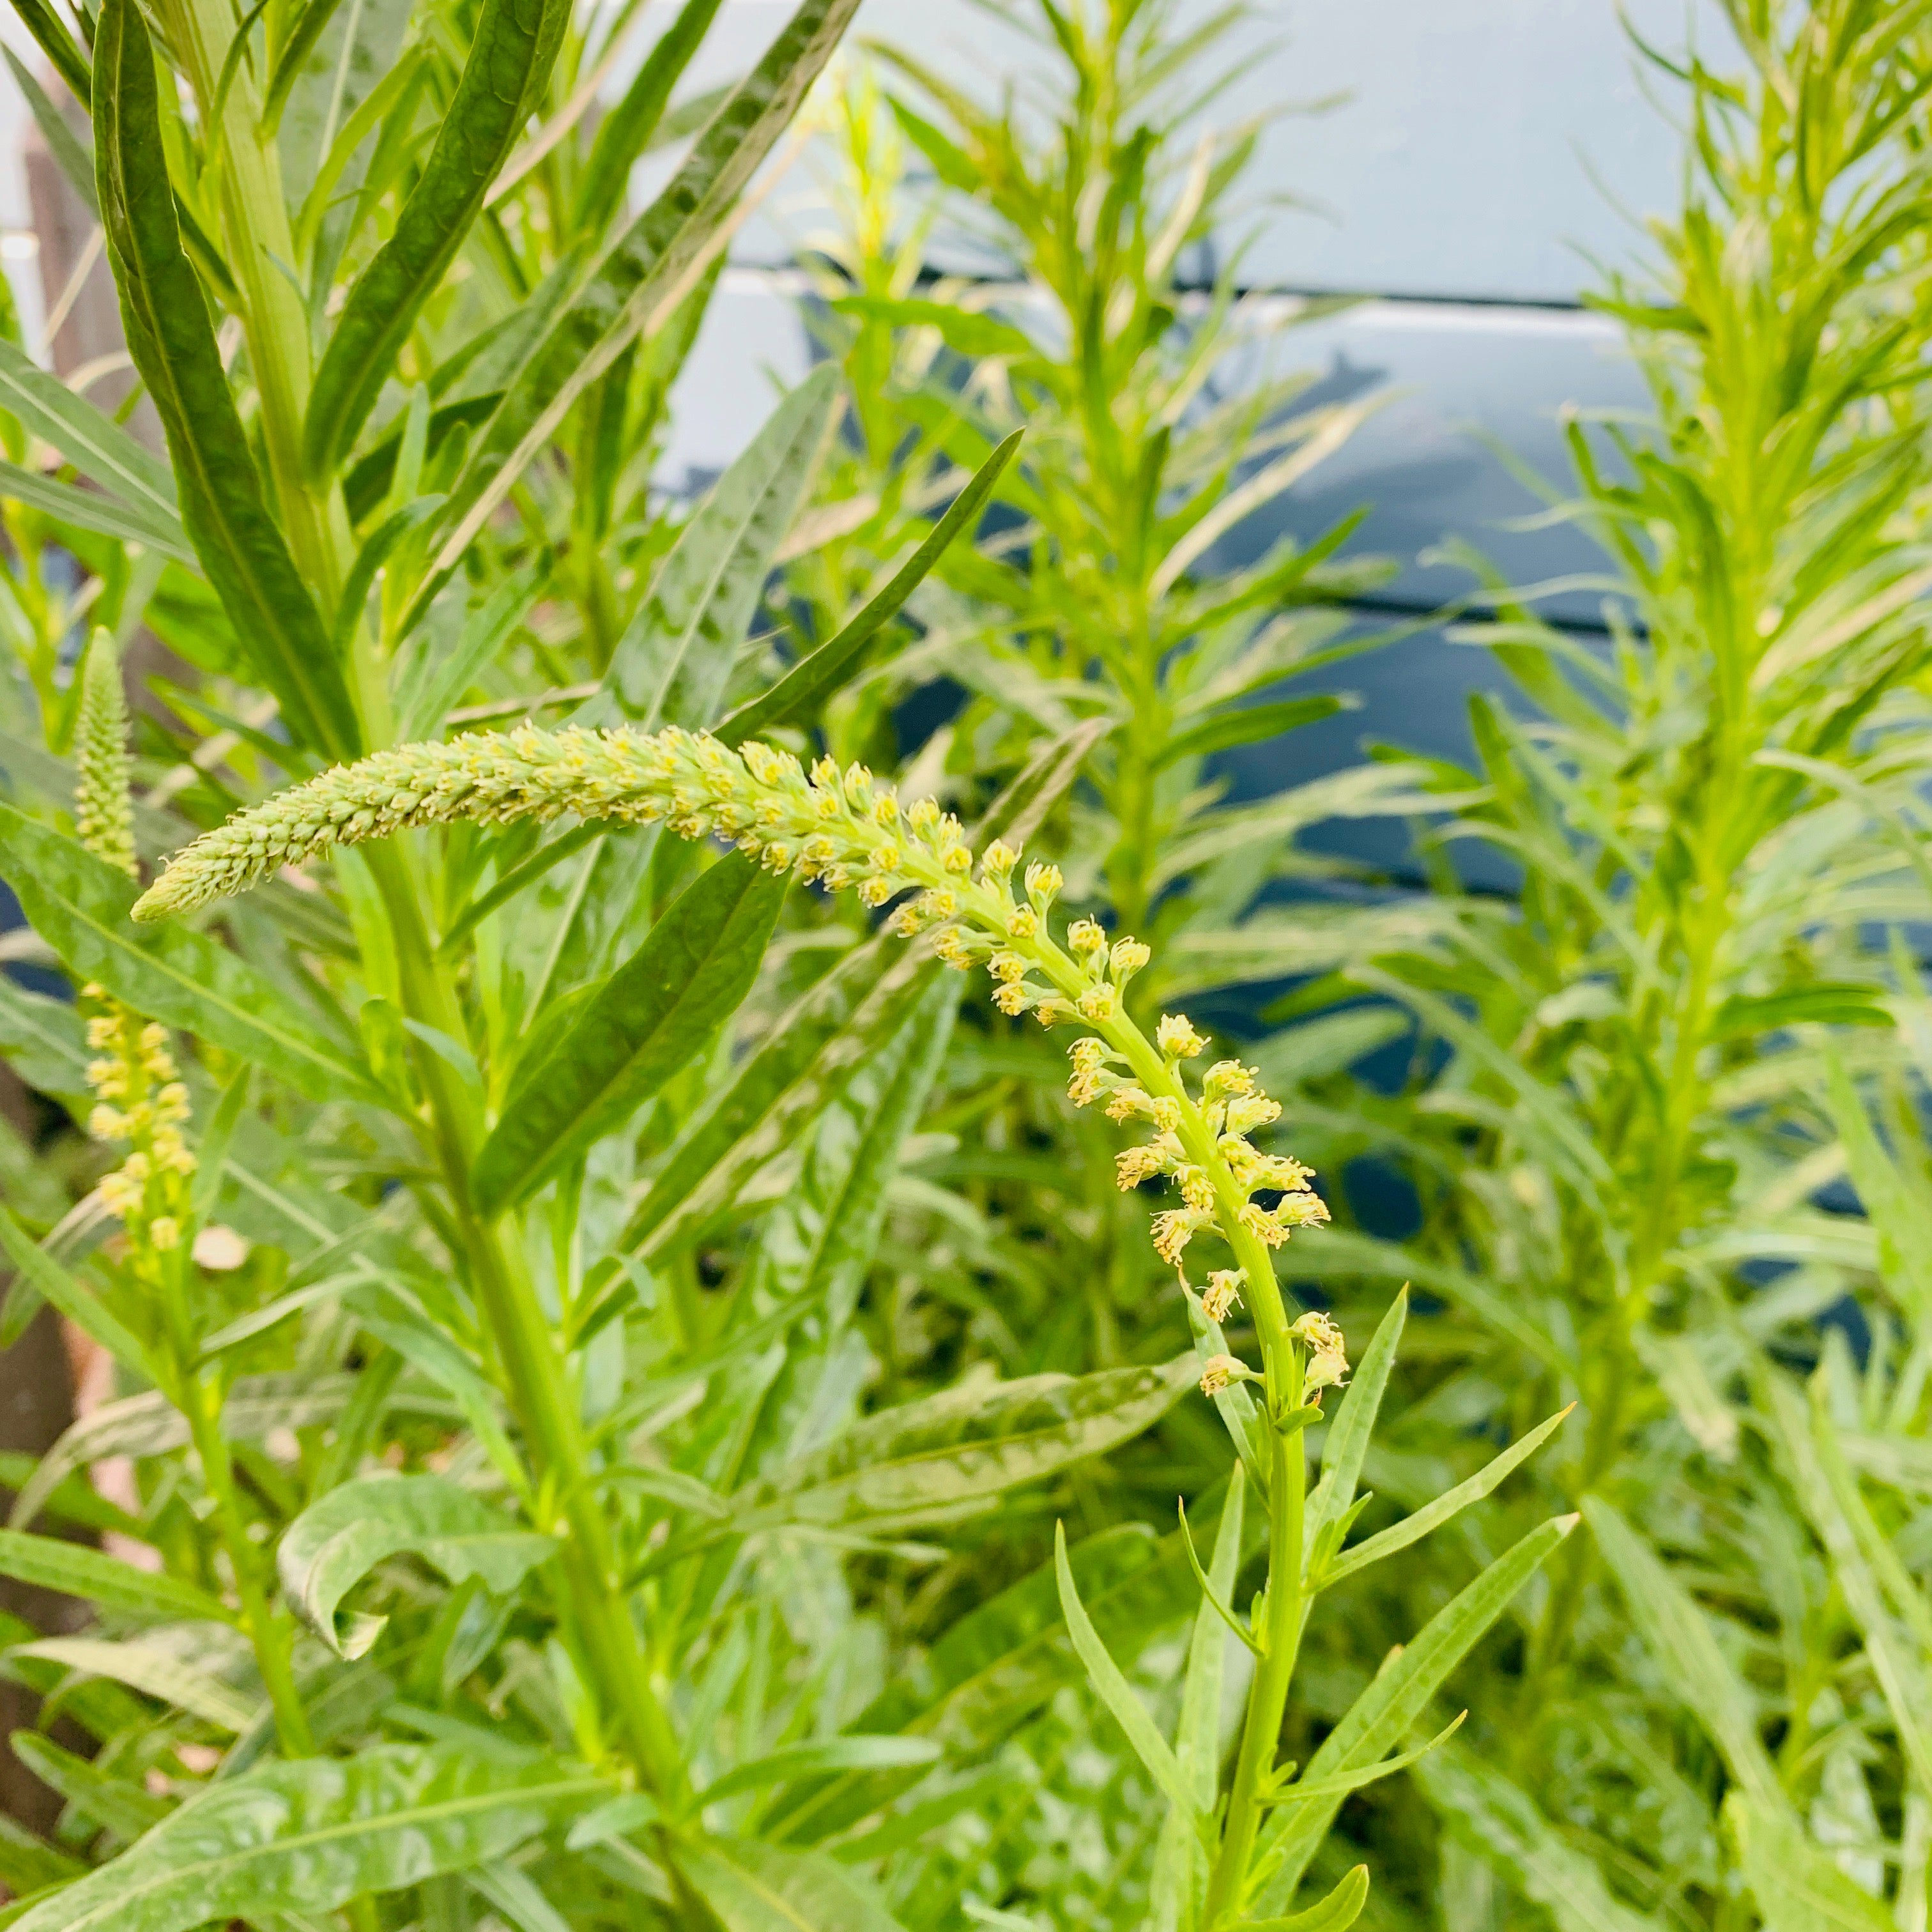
top-left (75, 631), bottom-right (136, 880)
top-left (83, 995), bottom-right (195, 1257)
top-left (1066, 1016), bottom-right (1328, 1273)
top-left (72, 650), bottom-right (196, 1267)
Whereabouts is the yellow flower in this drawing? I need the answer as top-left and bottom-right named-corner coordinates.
top-left (1202, 1269), bottom-right (1244, 1321)
top-left (1156, 1015), bottom-right (1205, 1059)
top-left (1199, 1353), bottom-right (1250, 1396)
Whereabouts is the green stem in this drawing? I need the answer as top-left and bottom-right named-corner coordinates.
top-left (183, 1375), bottom-right (314, 1756)
top-left (168, 0), bottom-right (348, 598)
top-left (1204, 1316), bottom-right (1305, 1926)
top-left (362, 841), bottom-right (689, 1804)
top-left (1022, 937), bottom-right (1310, 1923)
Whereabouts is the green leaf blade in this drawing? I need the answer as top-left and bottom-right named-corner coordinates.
top-left (303, 0), bottom-right (572, 474)
top-left (278, 1474), bottom-right (554, 1658)
top-left (6, 1744), bottom-right (602, 1932)
top-left (473, 851), bottom-right (788, 1206)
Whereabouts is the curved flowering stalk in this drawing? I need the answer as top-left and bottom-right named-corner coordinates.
top-left (135, 720), bottom-right (1340, 1913)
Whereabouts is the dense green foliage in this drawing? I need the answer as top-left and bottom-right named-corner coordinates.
top-left (0, 0), bottom-right (1928, 1926)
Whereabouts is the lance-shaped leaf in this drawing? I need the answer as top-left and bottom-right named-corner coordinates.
top-left (1250, 1514), bottom-right (1577, 1912)
top-left (278, 1474), bottom-right (555, 1658)
top-left (0, 972), bottom-right (89, 1103)
top-left (732, 1356), bottom-right (1195, 1537)
top-left (590, 365), bottom-right (839, 733)
top-left (0, 1202), bottom-right (148, 1376)
top-left (91, 0), bottom-right (360, 759)
top-left (0, 1527), bottom-right (230, 1625)
top-left (1242, 1865), bottom-right (1370, 1932)
top-left (0, 337), bottom-right (178, 518)
top-left (575, 0), bottom-right (724, 231)
top-left (427, 0), bottom-right (861, 585)
top-left (751, 968), bottom-right (957, 1323)
top-left (716, 429), bottom-right (1023, 747)
top-left (1728, 1794), bottom-right (1894, 1932)
top-left (698, 1735), bottom-right (940, 1805)
top-left (472, 851), bottom-right (788, 1208)
top-left (1054, 1521), bottom-right (1197, 1818)
top-left (1580, 1497), bottom-right (1787, 1816)
top-left (1305, 1288), bottom-right (1406, 1563)
top-left (303, 0), bottom-right (572, 473)
top-left (11, 1375), bottom-right (358, 1529)
top-left (1413, 1745), bottom-right (1664, 1932)
top-left (0, 804), bottom-right (380, 1105)
top-left (13, 1636), bottom-right (259, 1731)
top-left (1319, 1404), bottom-right (1573, 1586)
top-left (5, 1744), bottom-right (604, 1932)
top-left (679, 1836), bottom-right (908, 1932)
top-left (6, 0), bottom-right (91, 105)
top-left (8, 1733), bottom-right (171, 1843)
top-left (0, 459), bottom-right (194, 562)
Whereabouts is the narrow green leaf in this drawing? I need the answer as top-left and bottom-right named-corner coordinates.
top-left (1413, 1745), bottom-right (1666, 1932)
top-left (1184, 1278), bottom-right (1269, 1496)
top-left (1728, 1794), bottom-right (1894, 1932)
top-left (1176, 1491), bottom-right (1258, 1659)
top-left (427, 0), bottom-right (862, 585)
top-left (564, 1790), bottom-right (658, 1850)
top-left (1712, 986), bottom-right (1892, 1038)
top-left (1054, 1521), bottom-right (1197, 1818)
top-left (827, 294), bottom-right (1035, 361)
top-left (10, 1376), bottom-right (356, 1531)
top-left (0, 1205), bottom-right (149, 1376)
top-left (12, 1636), bottom-right (258, 1731)
top-left (259, 0), bottom-right (349, 133)
top-left (735, 1356), bottom-right (1195, 1536)
top-left (93, 0), bottom-right (360, 758)
top-left (591, 365), bottom-right (841, 734)
top-left (622, 937), bottom-right (924, 1260)
top-left (765, 1514), bottom-right (1204, 1847)
top-left (473, 851), bottom-right (787, 1207)
top-left (679, 1836), bottom-right (908, 1932)
top-left (0, 1526), bottom-right (229, 1625)
top-left (1321, 1404), bottom-right (1573, 1585)
top-left (620, 721), bottom-right (1092, 1261)
top-left (0, 973), bottom-right (90, 1103)
top-left (0, 339), bottom-right (176, 516)
top-left (753, 967), bottom-right (957, 1321)
top-left (7, 1733), bottom-right (169, 1843)
top-left (330, 496), bottom-right (445, 660)
top-left (1305, 1287), bottom-right (1406, 1563)
top-left (1250, 1515), bottom-right (1577, 1911)
top-left (1580, 1497), bottom-right (1786, 1814)
top-left (700, 1735), bottom-right (939, 1806)
top-left (3, 0), bottom-right (91, 109)
top-left (278, 1474), bottom-right (553, 1659)
top-left (396, 565), bottom-right (540, 740)
top-left (303, 0), bottom-right (571, 473)
top-left (716, 429), bottom-right (1023, 747)
top-left (1765, 1374), bottom-right (1932, 1793)
top-left (574, 0), bottom-right (724, 233)
top-left (4, 45), bottom-right (96, 211)
top-left (1156, 695), bottom-right (1349, 769)
top-left (1241, 1866), bottom-right (1370, 1932)
top-left (0, 804), bottom-right (380, 1105)
top-left (0, 459), bottom-right (193, 561)
top-left (1264, 1713), bottom-right (1464, 1810)
top-left (5, 1745), bottom-right (603, 1932)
